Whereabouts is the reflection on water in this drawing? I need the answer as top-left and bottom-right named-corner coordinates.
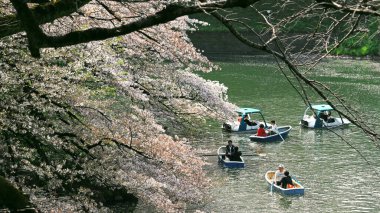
top-left (297, 127), bottom-right (355, 144)
top-left (278, 197), bottom-right (292, 209)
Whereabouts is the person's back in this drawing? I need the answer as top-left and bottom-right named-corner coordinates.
top-left (230, 147), bottom-right (242, 161)
top-left (280, 171), bottom-right (294, 189)
top-left (256, 124), bottom-right (267, 136)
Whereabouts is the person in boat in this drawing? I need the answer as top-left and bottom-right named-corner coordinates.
top-left (279, 171), bottom-right (294, 189)
top-left (267, 120), bottom-right (278, 135)
top-left (320, 111), bottom-right (332, 122)
top-left (225, 140), bottom-right (236, 159)
top-left (274, 164), bottom-right (286, 185)
top-left (326, 111), bottom-right (335, 123)
top-left (230, 146), bottom-right (242, 161)
top-left (243, 115), bottom-right (257, 126)
top-left (256, 124), bottom-right (267, 137)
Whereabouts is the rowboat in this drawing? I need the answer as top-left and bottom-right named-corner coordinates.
top-left (265, 171), bottom-right (304, 195)
top-left (222, 107), bottom-right (270, 133)
top-left (300, 104), bottom-right (350, 129)
top-left (249, 126), bottom-right (292, 142)
top-left (217, 146), bottom-right (244, 168)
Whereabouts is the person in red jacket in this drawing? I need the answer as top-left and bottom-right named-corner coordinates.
top-left (256, 124), bottom-right (267, 137)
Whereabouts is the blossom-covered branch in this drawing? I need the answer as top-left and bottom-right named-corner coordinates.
top-left (4, 0), bottom-right (260, 57)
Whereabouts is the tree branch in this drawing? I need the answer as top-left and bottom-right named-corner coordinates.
top-left (5, 0), bottom-right (260, 56)
top-left (9, 0), bottom-right (47, 57)
top-left (87, 138), bottom-right (152, 159)
top-left (0, 0), bottom-right (91, 39)
top-left (317, 0), bottom-right (380, 16)
top-left (40, 1), bottom-right (259, 48)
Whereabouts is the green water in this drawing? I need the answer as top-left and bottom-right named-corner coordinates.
top-left (191, 58), bottom-right (380, 212)
top-left (133, 58), bottom-right (380, 212)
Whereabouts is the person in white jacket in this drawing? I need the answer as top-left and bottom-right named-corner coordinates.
top-left (274, 164), bottom-right (286, 185)
top-left (268, 120), bottom-right (278, 135)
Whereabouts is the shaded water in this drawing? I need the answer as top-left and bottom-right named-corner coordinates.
top-left (138, 58), bottom-right (380, 212)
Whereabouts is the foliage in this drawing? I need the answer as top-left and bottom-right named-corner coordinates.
top-left (332, 19), bottom-right (380, 56)
top-left (1, 0), bottom-right (380, 211)
top-left (0, 6), bottom-right (237, 211)
top-left (192, 1), bottom-right (380, 56)
top-left (332, 35), bottom-right (380, 56)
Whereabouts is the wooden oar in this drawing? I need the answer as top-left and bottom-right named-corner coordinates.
top-left (200, 153), bottom-right (258, 157)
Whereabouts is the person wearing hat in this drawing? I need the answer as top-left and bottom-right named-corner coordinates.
top-left (274, 164), bottom-right (286, 185)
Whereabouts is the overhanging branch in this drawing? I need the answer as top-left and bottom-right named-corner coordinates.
top-left (6, 0), bottom-right (261, 57)
top-left (39, 1), bottom-right (259, 48)
top-left (0, 0), bottom-right (91, 39)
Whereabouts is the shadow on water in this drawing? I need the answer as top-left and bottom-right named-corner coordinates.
top-left (279, 197), bottom-right (293, 209)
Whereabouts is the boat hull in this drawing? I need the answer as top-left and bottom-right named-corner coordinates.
top-left (300, 116), bottom-right (350, 129)
top-left (249, 126), bottom-right (292, 142)
top-left (265, 171), bottom-right (304, 196)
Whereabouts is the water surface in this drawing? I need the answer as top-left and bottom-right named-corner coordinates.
top-left (136, 58), bottom-right (380, 212)
top-left (192, 59), bottom-right (380, 213)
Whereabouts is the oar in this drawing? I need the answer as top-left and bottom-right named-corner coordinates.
top-left (267, 121), bottom-right (285, 142)
top-left (278, 129), bottom-right (285, 142)
top-left (201, 153), bottom-right (258, 157)
top-left (270, 126), bottom-right (284, 142)
top-left (275, 124), bottom-right (286, 142)
top-left (270, 180), bottom-right (274, 195)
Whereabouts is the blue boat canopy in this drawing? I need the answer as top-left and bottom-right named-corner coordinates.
top-left (311, 104), bottom-right (333, 111)
top-left (236, 108), bottom-right (261, 115)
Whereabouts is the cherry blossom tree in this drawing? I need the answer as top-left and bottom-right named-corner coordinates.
top-left (1, 0), bottom-right (380, 211)
top-left (0, 0), bottom-right (245, 211)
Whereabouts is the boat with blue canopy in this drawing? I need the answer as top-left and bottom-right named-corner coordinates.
top-left (222, 107), bottom-right (270, 133)
top-left (300, 104), bottom-right (350, 129)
